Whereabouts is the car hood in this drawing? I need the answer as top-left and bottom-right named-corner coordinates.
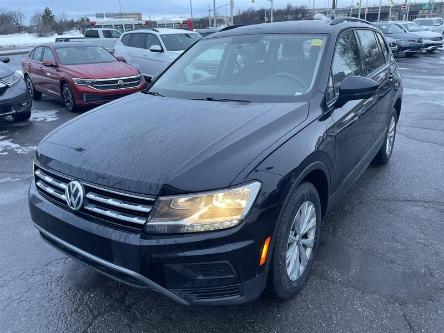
top-left (36, 93), bottom-right (308, 195)
top-left (0, 61), bottom-right (14, 78)
top-left (408, 30), bottom-right (441, 39)
top-left (62, 62), bottom-right (139, 79)
top-left (385, 32), bottom-right (421, 40)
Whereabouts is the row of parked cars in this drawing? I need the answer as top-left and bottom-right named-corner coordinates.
top-left (374, 20), bottom-right (443, 57)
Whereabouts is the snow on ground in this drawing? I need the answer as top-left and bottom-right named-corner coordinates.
top-left (0, 136), bottom-right (35, 155)
top-left (0, 30), bottom-right (82, 48)
top-left (30, 109), bottom-right (59, 122)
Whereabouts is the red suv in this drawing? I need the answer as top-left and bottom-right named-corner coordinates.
top-left (22, 43), bottom-right (146, 111)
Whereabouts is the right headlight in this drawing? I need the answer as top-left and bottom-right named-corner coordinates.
top-left (0, 72), bottom-right (21, 87)
top-left (145, 181), bottom-right (261, 234)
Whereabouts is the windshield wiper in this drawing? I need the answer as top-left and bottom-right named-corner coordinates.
top-left (143, 90), bottom-right (164, 97)
top-left (192, 97), bottom-right (251, 103)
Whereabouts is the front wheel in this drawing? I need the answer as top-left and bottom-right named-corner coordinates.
top-left (25, 75), bottom-right (42, 100)
top-left (61, 83), bottom-right (77, 112)
top-left (373, 110), bottom-right (397, 165)
top-left (269, 182), bottom-right (321, 300)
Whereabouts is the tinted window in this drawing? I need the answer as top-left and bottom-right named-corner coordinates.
top-left (331, 30), bottom-right (363, 96)
top-left (356, 30), bottom-right (385, 74)
top-left (42, 47), bottom-right (55, 63)
top-left (113, 25), bottom-right (124, 33)
top-left (85, 29), bottom-right (100, 38)
top-left (102, 29), bottom-right (121, 38)
top-left (147, 34), bottom-right (161, 49)
top-left (160, 33), bottom-right (200, 51)
top-left (31, 47), bottom-right (43, 62)
top-left (121, 33), bottom-right (132, 46)
top-left (131, 33), bottom-right (147, 49)
top-left (402, 23), bottom-right (423, 32)
top-left (125, 24), bottom-right (134, 31)
top-left (375, 23), bottom-right (403, 34)
top-left (56, 46), bottom-right (116, 65)
top-left (375, 32), bottom-right (389, 61)
top-left (414, 19), bottom-right (433, 26)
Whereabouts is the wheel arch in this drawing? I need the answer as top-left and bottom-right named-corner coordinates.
top-left (394, 97), bottom-right (402, 121)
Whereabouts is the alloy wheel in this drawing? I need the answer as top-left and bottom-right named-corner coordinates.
top-left (63, 86), bottom-right (74, 111)
top-left (386, 115), bottom-right (396, 156)
top-left (286, 201), bottom-right (317, 281)
top-left (26, 77), bottom-right (34, 99)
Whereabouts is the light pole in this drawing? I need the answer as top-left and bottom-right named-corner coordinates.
top-left (377, 0), bottom-right (382, 21)
top-left (190, 0), bottom-right (193, 20)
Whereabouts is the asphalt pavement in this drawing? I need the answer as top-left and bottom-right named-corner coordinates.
top-left (1, 52), bottom-right (443, 332)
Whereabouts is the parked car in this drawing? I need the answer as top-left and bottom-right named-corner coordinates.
top-left (414, 17), bottom-right (444, 35)
top-left (55, 28), bottom-right (122, 53)
top-left (393, 21), bottom-right (443, 52)
top-left (373, 22), bottom-right (422, 56)
top-left (22, 43), bottom-right (145, 111)
top-left (30, 18), bottom-right (402, 305)
top-left (0, 57), bottom-right (32, 121)
top-left (194, 27), bottom-right (221, 37)
top-left (114, 28), bottom-right (201, 80)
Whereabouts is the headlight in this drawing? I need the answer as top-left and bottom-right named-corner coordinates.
top-left (145, 181), bottom-right (261, 234)
top-left (0, 72), bottom-right (21, 87)
top-left (73, 78), bottom-right (96, 86)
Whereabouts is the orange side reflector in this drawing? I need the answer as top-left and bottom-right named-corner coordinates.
top-left (259, 236), bottom-right (271, 266)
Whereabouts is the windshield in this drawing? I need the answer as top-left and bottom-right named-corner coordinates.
top-left (414, 19), bottom-right (434, 27)
top-left (160, 33), bottom-right (201, 51)
top-left (56, 46), bottom-right (116, 65)
top-left (102, 29), bottom-right (121, 38)
top-left (375, 23), bottom-right (403, 34)
top-left (151, 34), bottom-right (326, 102)
top-left (403, 23), bottom-right (424, 32)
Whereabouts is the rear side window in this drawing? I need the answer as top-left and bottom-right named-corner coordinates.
top-left (42, 47), bottom-right (55, 63)
top-left (31, 47), bottom-right (43, 62)
top-left (356, 30), bottom-right (385, 74)
top-left (330, 30), bottom-right (363, 97)
top-left (121, 33), bottom-right (132, 46)
top-left (131, 33), bottom-right (147, 49)
top-left (102, 30), bottom-right (121, 38)
top-left (85, 30), bottom-right (99, 38)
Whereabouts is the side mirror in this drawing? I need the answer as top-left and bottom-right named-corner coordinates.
top-left (335, 76), bottom-right (379, 108)
top-left (0, 57), bottom-right (10, 63)
top-left (150, 45), bottom-right (163, 53)
top-left (42, 60), bottom-right (57, 67)
top-left (115, 56), bottom-right (127, 63)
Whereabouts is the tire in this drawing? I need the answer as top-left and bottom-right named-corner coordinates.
top-left (12, 109), bottom-right (31, 122)
top-left (373, 109), bottom-right (397, 165)
top-left (61, 83), bottom-right (77, 112)
top-left (269, 182), bottom-right (322, 301)
top-left (25, 75), bottom-right (42, 100)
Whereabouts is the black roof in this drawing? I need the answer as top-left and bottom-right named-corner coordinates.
top-left (211, 19), bottom-right (374, 38)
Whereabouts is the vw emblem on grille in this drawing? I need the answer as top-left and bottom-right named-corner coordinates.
top-left (117, 80), bottom-right (125, 87)
top-left (65, 181), bottom-right (84, 211)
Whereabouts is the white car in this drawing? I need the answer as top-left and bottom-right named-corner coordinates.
top-left (393, 21), bottom-right (443, 52)
top-left (55, 28), bottom-right (121, 53)
top-left (113, 28), bottom-right (201, 80)
top-left (414, 17), bottom-right (444, 35)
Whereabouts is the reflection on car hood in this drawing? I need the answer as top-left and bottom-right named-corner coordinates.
top-left (62, 62), bottom-right (139, 79)
top-left (37, 93), bottom-right (308, 195)
top-left (0, 62), bottom-right (14, 79)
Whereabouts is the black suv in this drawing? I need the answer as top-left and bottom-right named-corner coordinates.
top-left (29, 18), bottom-right (402, 305)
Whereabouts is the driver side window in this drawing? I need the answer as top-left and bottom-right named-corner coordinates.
top-left (329, 30), bottom-right (363, 99)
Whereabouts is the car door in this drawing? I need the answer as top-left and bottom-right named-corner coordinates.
top-left (327, 29), bottom-right (370, 189)
top-left (27, 47), bottom-right (44, 90)
top-left (127, 32), bottom-right (149, 77)
top-left (144, 33), bottom-right (168, 77)
top-left (40, 47), bottom-right (60, 96)
top-left (355, 29), bottom-right (394, 145)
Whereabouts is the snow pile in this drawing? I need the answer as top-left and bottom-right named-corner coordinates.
top-left (30, 109), bottom-right (59, 122)
top-left (0, 31), bottom-right (82, 48)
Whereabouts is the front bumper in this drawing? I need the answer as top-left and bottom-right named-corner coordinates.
top-left (29, 181), bottom-right (272, 305)
top-left (0, 78), bottom-right (32, 118)
top-left (422, 40), bottom-right (443, 51)
top-left (396, 42), bottom-right (423, 54)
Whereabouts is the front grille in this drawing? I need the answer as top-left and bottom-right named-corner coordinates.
top-left (89, 75), bottom-right (142, 91)
top-left (83, 93), bottom-right (128, 103)
top-left (34, 163), bottom-right (155, 229)
top-left (181, 285), bottom-right (241, 301)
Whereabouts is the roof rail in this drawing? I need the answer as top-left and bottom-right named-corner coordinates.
top-left (330, 17), bottom-right (371, 25)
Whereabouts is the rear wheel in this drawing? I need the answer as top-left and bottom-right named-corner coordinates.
top-left (269, 182), bottom-right (321, 300)
top-left (61, 83), bottom-right (76, 112)
top-left (25, 75), bottom-right (42, 100)
top-left (373, 110), bottom-right (397, 165)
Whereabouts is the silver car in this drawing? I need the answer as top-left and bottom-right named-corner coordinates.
top-left (114, 28), bottom-right (201, 81)
top-left (394, 21), bottom-right (443, 52)
top-left (414, 17), bottom-right (444, 35)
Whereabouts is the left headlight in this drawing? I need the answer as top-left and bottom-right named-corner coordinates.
top-left (73, 78), bottom-right (96, 86)
top-left (0, 72), bottom-right (21, 87)
top-left (145, 181), bottom-right (261, 234)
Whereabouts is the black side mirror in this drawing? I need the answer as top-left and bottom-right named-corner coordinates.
top-left (335, 76), bottom-right (379, 108)
top-left (0, 57), bottom-right (10, 64)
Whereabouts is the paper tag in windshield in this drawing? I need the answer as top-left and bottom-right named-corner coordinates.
top-left (311, 39), bottom-right (323, 47)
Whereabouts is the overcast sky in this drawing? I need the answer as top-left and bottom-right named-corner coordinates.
top-left (1, 0), bottom-right (386, 21)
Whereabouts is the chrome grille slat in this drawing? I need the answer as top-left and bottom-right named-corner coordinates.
top-left (84, 204), bottom-right (147, 225)
top-left (35, 169), bottom-right (67, 190)
top-left (36, 180), bottom-right (66, 201)
top-left (86, 192), bottom-right (152, 213)
top-left (33, 163), bottom-right (154, 229)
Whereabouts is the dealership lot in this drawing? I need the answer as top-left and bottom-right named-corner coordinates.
top-left (1, 51), bottom-right (443, 332)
